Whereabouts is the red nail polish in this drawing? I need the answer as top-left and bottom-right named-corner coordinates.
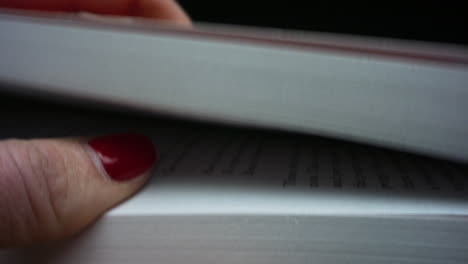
top-left (88, 133), bottom-right (157, 181)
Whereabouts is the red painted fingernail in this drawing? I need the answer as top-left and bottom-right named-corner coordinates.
top-left (88, 133), bottom-right (157, 181)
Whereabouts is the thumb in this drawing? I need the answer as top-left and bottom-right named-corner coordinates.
top-left (0, 133), bottom-right (156, 247)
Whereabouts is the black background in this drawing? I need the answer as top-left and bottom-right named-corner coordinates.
top-left (178, 0), bottom-right (467, 45)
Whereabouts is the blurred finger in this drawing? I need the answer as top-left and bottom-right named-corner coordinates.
top-left (0, 0), bottom-right (191, 26)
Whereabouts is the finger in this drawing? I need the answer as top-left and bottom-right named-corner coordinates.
top-left (0, 133), bottom-right (157, 247)
top-left (0, 0), bottom-right (191, 26)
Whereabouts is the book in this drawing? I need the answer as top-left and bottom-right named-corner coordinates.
top-left (0, 99), bottom-right (467, 264)
top-left (0, 10), bottom-right (467, 264)
top-left (0, 10), bottom-right (467, 162)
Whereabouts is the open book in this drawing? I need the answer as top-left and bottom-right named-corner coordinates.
top-left (1, 10), bottom-right (467, 264)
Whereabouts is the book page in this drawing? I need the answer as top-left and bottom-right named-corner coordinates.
top-left (1, 12), bottom-right (468, 163)
top-left (152, 129), bottom-right (466, 192)
top-left (2, 99), bottom-right (467, 216)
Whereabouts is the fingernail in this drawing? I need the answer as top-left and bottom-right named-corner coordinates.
top-left (87, 133), bottom-right (157, 181)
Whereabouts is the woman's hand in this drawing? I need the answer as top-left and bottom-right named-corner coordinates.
top-left (0, 0), bottom-right (191, 247)
top-left (0, 0), bottom-right (191, 26)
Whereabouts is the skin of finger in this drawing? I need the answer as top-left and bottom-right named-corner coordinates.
top-left (130, 0), bottom-right (191, 25)
top-left (0, 0), bottom-right (191, 25)
top-left (0, 138), bottom-right (150, 247)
